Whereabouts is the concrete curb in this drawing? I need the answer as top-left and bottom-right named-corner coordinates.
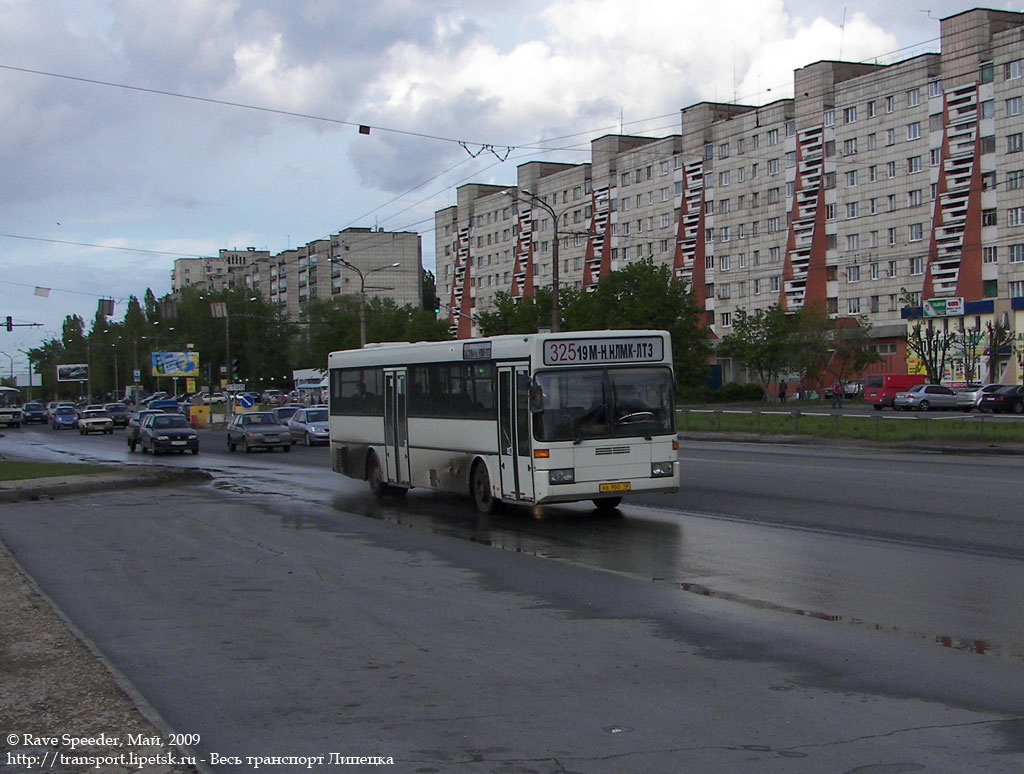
top-left (0, 467), bottom-right (213, 503)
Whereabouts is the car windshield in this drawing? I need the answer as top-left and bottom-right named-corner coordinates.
top-left (105, 404), bottom-right (128, 413)
top-left (83, 410), bottom-right (108, 417)
top-left (243, 414), bottom-right (277, 425)
top-left (275, 407), bottom-right (300, 420)
top-left (532, 366), bottom-right (675, 442)
top-left (304, 409), bottom-right (328, 422)
top-left (55, 407), bottom-right (76, 415)
top-left (152, 415), bottom-right (188, 428)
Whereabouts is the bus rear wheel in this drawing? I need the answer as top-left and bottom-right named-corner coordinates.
top-left (471, 461), bottom-right (496, 514)
top-left (367, 452), bottom-right (388, 498)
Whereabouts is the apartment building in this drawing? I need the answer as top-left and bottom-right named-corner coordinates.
top-left (436, 7), bottom-right (1024, 384)
top-left (172, 228), bottom-right (423, 324)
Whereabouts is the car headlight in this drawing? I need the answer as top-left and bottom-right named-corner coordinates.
top-left (548, 468), bottom-right (575, 485)
top-left (651, 462), bottom-right (674, 478)
top-left (157, 434), bottom-right (170, 440)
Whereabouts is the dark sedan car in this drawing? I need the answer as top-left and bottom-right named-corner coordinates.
top-left (126, 409), bottom-right (165, 451)
top-left (104, 402), bottom-right (131, 427)
top-left (138, 412), bottom-right (199, 455)
top-left (978, 384), bottom-right (1024, 414)
top-left (21, 402), bottom-right (47, 424)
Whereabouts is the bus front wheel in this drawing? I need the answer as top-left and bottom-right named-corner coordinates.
top-left (471, 461), bottom-right (496, 514)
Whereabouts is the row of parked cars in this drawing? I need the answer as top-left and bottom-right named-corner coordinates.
top-left (16, 399), bottom-right (331, 455)
top-left (892, 383), bottom-right (1024, 413)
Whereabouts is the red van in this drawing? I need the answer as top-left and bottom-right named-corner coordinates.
top-left (864, 373), bottom-right (927, 410)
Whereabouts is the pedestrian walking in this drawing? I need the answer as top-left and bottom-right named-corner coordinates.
top-left (831, 380), bottom-right (843, 409)
top-left (779, 381), bottom-right (787, 403)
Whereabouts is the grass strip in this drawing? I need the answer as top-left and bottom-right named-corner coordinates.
top-left (678, 407), bottom-right (1024, 444)
top-left (0, 460), bottom-right (110, 481)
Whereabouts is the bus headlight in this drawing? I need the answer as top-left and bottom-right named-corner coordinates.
top-left (548, 468), bottom-right (575, 485)
top-left (651, 462), bottom-right (674, 478)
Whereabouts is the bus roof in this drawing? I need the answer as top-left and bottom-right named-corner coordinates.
top-left (327, 330), bottom-right (672, 370)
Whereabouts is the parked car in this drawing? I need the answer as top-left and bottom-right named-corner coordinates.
top-left (978, 384), bottom-right (1024, 414)
top-left (140, 391), bottom-right (168, 406)
top-left (50, 405), bottom-right (78, 430)
top-left (864, 373), bottom-right (927, 410)
top-left (272, 404), bottom-right (305, 424)
top-left (138, 412), bottom-right (199, 455)
top-left (261, 389), bottom-right (282, 405)
top-left (77, 407), bottom-right (114, 435)
top-left (103, 402), bottom-right (131, 427)
top-left (955, 383), bottom-right (1002, 412)
top-left (126, 409), bottom-right (165, 451)
top-left (287, 407), bottom-right (330, 446)
top-left (21, 402), bottom-right (47, 424)
top-left (148, 398), bottom-right (183, 414)
top-left (226, 411), bottom-right (292, 453)
top-left (892, 383), bottom-right (958, 411)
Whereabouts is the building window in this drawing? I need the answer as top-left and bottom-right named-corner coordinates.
top-left (848, 297), bottom-right (861, 314)
top-left (1009, 134), bottom-right (1024, 154)
top-left (887, 161), bottom-right (897, 178)
top-left (769, 246), bottom-right (781, 263)
top-left (1011, 281), bottom-right (1024, 298)
top-left (1006, 59), bottom-right (1023, 80)
top-left (907, 122), bottom-right (921, 140)
top-left (981, 62), bottom-right (994, 84)
top-left (909, 223), bottom-right (924, 242)
top-left (846, 170), bottom-right (859, 187)
top-left (983, 245), bottom-right (998, 263)
top-left (824, 109), bottom-right (835, 126)
top-left (847, 265), bottom-right (860, 282)
top-left (868, 100), bottom-right (877, 117)
top-left (928, 80), bottom-right (943, 98)
top-left (1008, 97), bottom-right (1023, 117)
top-left (909, 256), bottom-right (924, 275)
top-left (886, 128), bottom-right (896, 146)
top-left (908, 189), bottom-right (922, 207)
top-left (1011, 244), bottom-right (1024, 263)
top-left (871, 262), bottom-right (880, 280)
top-left (767, 129), bottom-right (779, 145)
top-left (983, 209), bottom-right (998, 226)
top-left (1009, 207), bottom-right (1024, 227)
top-left (1008, 170), bottom-right (1024, 190)
top-left (770, 276), bottom-right (781, 292)
top-left (846, 202), bottom-right (860, 219)
top-left (844, 106), bottom-right (857, 123)
top-left (719, 143), bottom-right (730, 159)
top-left (907, 88), bottom-right (920, 107)
top-left (720, 312), bottom-right (732, 327)
top-left (907, 156), bottom-right (922, 174)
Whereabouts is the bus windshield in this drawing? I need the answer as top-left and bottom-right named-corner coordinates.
top-left (532, 366), bottom-right (675, 442)
top-left (0, 387), bottom-right (20, 408)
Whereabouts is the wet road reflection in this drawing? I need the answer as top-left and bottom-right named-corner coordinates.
top-left (328, 488), bottom-right (1024, 664)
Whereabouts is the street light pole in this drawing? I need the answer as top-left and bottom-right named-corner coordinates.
top-left (330, 259), bottom-right (401, 346)
top-left (503, 188), bottom-right (560, 332)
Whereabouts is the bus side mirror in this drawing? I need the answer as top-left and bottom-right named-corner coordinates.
top-left (529, 382), bottom-right (544, 413)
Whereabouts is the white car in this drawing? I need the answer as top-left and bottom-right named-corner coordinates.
top-left (77, 408), bottom-right (114, 435)
top-left (955, 383), bottom-right (1002, 412)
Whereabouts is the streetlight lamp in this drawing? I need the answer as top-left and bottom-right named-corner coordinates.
top-left (330, 258), bottom-right (401, 346)
top-left (503, 188), bottom-right (560, 332)
top-left (210, 296), bottom-right (257, 416)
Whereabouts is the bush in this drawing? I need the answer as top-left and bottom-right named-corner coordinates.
top-left (679, 382), bottom-right (764, 404)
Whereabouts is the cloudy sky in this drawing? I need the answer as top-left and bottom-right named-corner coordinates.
top-left (0, 0), bottom-right (1013, 367)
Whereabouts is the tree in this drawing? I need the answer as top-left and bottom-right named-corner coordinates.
top-left (716, 305), bottom-right (792, 398)
top-left (475, 290), bottom-right (552, 336)
top-left (984, 319), bottom-right (1015, 383)
top-left (901, 291), bottom-right (956, 384)
top-left (830, 316), bottom-right (883, 383)
top-left (951, 325), bottom-right (985, 383)
top-left (561, 260), bottom-right (710, 389)
top-left (787, 304), bottom-right (834, 398)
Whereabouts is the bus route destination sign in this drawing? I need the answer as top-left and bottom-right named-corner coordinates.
top-left (543, 336), bottom-right (664, 366)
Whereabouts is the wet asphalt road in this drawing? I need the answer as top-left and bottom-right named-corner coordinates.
top-left (2, 426), bottom-right (1024, 771)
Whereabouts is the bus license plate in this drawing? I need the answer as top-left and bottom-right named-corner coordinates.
top-left (600, 482), bottom-right (631, 493)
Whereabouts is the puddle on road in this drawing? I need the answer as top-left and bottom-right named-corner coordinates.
top-left (325, 487), bottom-right (1024, 666)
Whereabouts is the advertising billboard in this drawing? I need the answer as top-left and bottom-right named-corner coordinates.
top-left (56, 363), bottom-right (89, 382)
top-left (151, 351), bottom-right (200, 378)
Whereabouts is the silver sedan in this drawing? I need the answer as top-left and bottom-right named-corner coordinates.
top-left (286, 407), bottom-right (330, 446)
top-left (893, 383), bottom-right (958, 411)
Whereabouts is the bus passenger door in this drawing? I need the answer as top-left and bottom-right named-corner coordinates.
top-left (383, 370), bottom-right (410, 487)
top-left (498, 364), bottom-right (534, 503)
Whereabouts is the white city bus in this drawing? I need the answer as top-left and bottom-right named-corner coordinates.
top-left (327, 330), bottom-right (679, 513)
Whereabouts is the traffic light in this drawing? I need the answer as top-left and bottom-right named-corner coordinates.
top-left (433, 296), bottom-right (441, 315)
top-left (231, 358), bottom-right (241, 379)
top-left (4, 316), bottom-right (11, 332)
